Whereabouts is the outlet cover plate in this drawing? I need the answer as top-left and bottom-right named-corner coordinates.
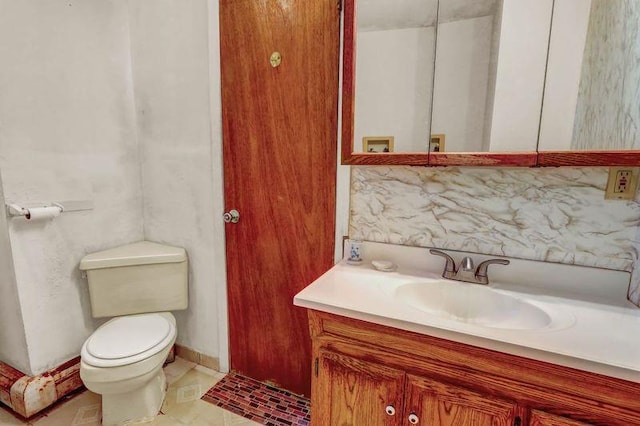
top-left (605, 167), bottom-right (639, 200)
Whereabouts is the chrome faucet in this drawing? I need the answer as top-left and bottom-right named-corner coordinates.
top-left (429, 249), bottom-right (509, 285)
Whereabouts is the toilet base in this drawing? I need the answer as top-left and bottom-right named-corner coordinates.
top-left (101, 369), bottom-right (167, 426)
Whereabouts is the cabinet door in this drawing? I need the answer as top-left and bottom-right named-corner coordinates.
top-left (530, 410), bottom-right (590, 426)
top-left (314, 350), bottom-right (405, 426)
top-left (405, 374), bottom-right (518, 426)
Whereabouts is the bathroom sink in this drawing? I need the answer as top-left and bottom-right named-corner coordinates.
top-left (395, 281), bottom-right (552, 330)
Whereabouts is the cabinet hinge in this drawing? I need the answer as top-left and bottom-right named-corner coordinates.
top-left (315, 358), bottom-right (319, 377)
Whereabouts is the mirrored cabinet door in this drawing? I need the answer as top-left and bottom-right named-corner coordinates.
top-left (428, 0), bottom-right (551, 166)
top-left (354, 0), bottom-right (437, 154)
top-left (537, 0), bottom-right (640, 166)
top-left (341, 0), bottom-right (437, 165)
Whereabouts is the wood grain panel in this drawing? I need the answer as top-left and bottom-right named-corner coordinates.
top-left (315, 350), bottom-right (405, 426)
top-left (407, 374), bottom-right (517, 426)
top-left (220, 0), bottom-right (340, 396)
top-left (429, 152), bottom-right (538, 167)
top-left (344, 152), bottom-right (428, 166)
top-left (529, 409), bottom-right (589, 426)
top-left (538, 150), bottom-right (640, 166)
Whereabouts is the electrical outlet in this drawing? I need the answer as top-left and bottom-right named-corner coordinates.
top-left (605, 167), bottom-right (639, 200)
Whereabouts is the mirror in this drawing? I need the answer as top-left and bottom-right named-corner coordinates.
top-left (353, 0), bottom-right (438, 155)
top-left (431, 0), bottom-right (551, 154)
top-left (342, 0), bottom-right (553, 165)
top-left (538, 0), bottom-right (640, 152)
top-left (341, 0), bottom-right (640, 166)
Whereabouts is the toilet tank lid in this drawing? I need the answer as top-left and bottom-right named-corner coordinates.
top-left (79, 241), bottom-right (187, 270)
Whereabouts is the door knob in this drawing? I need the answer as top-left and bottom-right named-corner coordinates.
top-left (385, 405), bottom-right (396, 416)
top-left (223, 209), bottom-right (240, 224)
top-left (408, 413), bottom-right (419, 424)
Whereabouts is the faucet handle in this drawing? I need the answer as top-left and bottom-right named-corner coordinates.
top-left (475, 258), bottom-right (510, 284)
top-left (429, 249), bottom-right (456, 275)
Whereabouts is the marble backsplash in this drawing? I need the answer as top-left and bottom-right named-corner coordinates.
top-left (349, 166), bottom-right (640, 304)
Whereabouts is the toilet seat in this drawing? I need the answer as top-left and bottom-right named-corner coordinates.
top-left (81, 313), bottom-right (176, 368)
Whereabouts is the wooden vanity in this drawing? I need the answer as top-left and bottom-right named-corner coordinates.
top-left (308, 310), bottom-right (640, 425)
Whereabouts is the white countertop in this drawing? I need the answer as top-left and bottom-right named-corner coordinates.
top-left (294, 242), bottom-right (640, 383)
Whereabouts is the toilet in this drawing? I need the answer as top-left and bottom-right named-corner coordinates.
top-left (78, 241), bottom-right (188, 426)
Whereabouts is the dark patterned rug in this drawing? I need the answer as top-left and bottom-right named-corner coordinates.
top-left (201, 372), bottom-right (311, 426)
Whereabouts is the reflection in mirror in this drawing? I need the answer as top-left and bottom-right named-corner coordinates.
top-left (353, 0), bottom-right (438, 153)
top-left (539, 0), bottom-right (640, 151)
top-left (431, 0), bottom-right (553, 153)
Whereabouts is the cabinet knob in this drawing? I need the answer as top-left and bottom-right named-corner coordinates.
top-left (385, 405), bottom-right (396, 416)
top-left (408, 413), bottom-right (419, 424)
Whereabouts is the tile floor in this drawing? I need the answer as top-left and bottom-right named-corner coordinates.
top-left (0, 358), bottom-right (260, 426)
top-left (203, 373), bottom-right (310, 426)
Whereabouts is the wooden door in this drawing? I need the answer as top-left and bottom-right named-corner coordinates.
top-left (529, 410), bottom-right (590, 426)
top-left (314, 351), bottom-right (406, 426)
top-left (406, 374), bottom-right (518, 426)
top-left (219, 0), bottom-right (340, 396)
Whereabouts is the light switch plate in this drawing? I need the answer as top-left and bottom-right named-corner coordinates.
top-left (605, 167), bottom-right (639, 200)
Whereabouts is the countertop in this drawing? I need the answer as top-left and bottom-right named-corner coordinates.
top-left (294, 242), bottom-right (640, 383)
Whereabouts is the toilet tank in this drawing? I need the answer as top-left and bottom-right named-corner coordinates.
top-left (79, 241), bottom-right (188, 318)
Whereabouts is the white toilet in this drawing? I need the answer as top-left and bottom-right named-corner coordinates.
top-left (78, 241), bottom-right (188, 426)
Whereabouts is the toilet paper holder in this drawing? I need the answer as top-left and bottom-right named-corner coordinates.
top-left (7, 202), bottom-right (64, 218)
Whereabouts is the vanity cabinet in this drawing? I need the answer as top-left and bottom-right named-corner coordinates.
top-left (316, 351), bottom-right (405, 425)
top-left (308, 310), bottom-right (640, 426)
top-left (405, 374), bottom-right (518, 425)
top-left (317, 350), bottom-right (517, 425)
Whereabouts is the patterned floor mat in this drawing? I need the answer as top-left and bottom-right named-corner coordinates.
top-left (201, 372), bottom-right (311, 426)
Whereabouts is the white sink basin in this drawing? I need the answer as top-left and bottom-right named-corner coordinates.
top-left (395, 281), bottom-right (553, 330)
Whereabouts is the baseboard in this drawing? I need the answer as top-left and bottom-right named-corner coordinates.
top-left (174, 344), bottom-right (220, 371)
top-left (0, 345), bottom-right (216, 418)
top-left (0, 356), bottom-right (82, 418)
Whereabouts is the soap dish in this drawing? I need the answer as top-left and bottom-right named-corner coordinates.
top-left (371, 260), bottom-right (397, 272)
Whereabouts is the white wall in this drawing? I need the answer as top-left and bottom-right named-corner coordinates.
top-left (431, 16), bottom-right (493, 152)
top-left (0, 0), bottom-right (144, 375)
top-left (0, 172), bottom-right (29, 373)
top-left (127, 0), bottom-right (227, 370)
top-left (355, 27), bottom-right (435, 152)
top-left (538, 0), bottom-right (592, 151)
top-left (487, 0), bottom-right (553, 151)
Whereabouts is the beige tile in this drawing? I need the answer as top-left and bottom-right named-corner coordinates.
top-left (32, 391), bottom-right (101, 426)
top-left (178, 401), bottom-right (226, 426)
top-left (0, 405), bottom-right (29, 425)
top-left (193, 365), bottom-right (224, 380)
top-left (164, 357), bottom-right (197, 386)
top-left (147, 413), bottom-right (184, 425)
top-left (161, 369), bottom-right (223, 424)
top-left (222, 410), bottom-right (262, 425)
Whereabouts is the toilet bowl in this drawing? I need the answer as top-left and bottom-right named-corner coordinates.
top-left (80, 312), bottom-right (177, 425)
top-left (78, 241), bottom-right (188, 426)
